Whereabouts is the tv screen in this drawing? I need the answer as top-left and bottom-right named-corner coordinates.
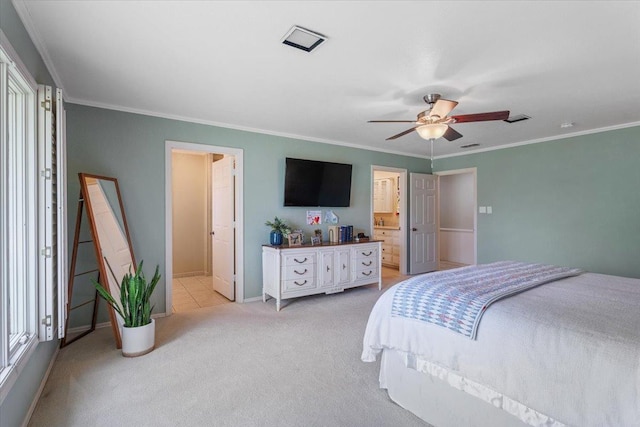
top-left (284, 158), bottom-right (352, 207)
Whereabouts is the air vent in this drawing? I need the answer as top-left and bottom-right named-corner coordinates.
top-left (504, 114), bottom-right (531, 123)
top-left (282, 26), bottom-right (327, 52)
top-left (460, 143), bottom-right (480, 148)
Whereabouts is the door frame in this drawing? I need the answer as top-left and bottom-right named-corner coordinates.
top-left (165, 140), bottom-right (244, 313)
top-left (434, 167), bottom-right (477, 266)
top-left (371, 165), bottom-right (408, 275)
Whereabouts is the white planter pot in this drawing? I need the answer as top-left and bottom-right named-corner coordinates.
top-left (121, 318), bottom-right (155, 357)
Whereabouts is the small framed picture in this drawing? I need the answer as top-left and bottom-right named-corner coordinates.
top-left (288, 232), bottom-right (303, 246)
top-left (310, 236), bottom-right (321, 245)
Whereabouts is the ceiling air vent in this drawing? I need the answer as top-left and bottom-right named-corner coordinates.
top-left (282, 26), bottom-right (327, 52)
top-left (504, 114), bottom-right (531, 123)
top-left (460, 143), bottom-right (480, 148)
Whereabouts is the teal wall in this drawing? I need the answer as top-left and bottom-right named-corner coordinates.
top-left (65, 104), bottom-right (431, 315)
top-left (434, 125), bottom-right (640, 279)
top-left (0, 0), bottom-right (59, 426)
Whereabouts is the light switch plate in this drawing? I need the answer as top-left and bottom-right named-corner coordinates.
top-left (479, 206), bottom-right (487, 214)
top-left (487, 206), bottom-right (493, 214)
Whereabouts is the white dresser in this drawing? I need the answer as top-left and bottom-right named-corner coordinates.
top-left (262, 241), bottom-right (382, 311)
top-left (373, 227), bottom-right (400, 267)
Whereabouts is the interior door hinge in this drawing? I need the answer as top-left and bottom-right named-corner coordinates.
top-left (41, 315), bottom-right (52, 326)
top-left (41, 247), bottom-right (52, 258)
top-left (41, 99), bottom-right (51, 111)
top-left (41, 168), bottom-right (52, 179)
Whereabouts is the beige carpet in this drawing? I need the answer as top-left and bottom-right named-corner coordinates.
top-left (29, 272), bottom-right (429, 426)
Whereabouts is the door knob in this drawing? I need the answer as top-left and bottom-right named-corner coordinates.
top-left (210, 231), bottom-right (215, 235)
top-left (412, 228), bottom-right (417, 231)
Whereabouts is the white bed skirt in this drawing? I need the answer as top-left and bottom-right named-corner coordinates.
top-left (380, 348), bottom-right (532, 427)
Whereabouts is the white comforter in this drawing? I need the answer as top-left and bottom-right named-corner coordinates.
top-left (362, 272), bottom-right (640, 427)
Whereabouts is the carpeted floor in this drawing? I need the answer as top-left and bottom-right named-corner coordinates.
top-left (29, 271), bottom-right (429, 427)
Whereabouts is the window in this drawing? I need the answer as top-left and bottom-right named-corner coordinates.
top-left (0, 32), bottom-right (39, 400)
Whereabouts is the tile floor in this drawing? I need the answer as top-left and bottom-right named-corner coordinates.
top-left (172, 275), bottom-right (232, 313)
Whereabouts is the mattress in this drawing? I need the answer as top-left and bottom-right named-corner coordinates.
top-left (362, 272), bottom-right (640, 426)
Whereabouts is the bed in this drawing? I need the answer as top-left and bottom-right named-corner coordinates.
top-left (361, 261), bottom-right (640, 427)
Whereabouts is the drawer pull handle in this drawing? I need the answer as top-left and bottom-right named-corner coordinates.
top-left (294, 257), bottom-right (308, 264)
top-left (362, 271), bottom-right (372, 276)
top-left (342, 264), bottom-right (346, 270)
top-left (362, 261), bottom-right (373, 267)
top-left (326, 265), bottom-right (330, 272)
top-left (362, 251), bottom-right (373, 256)
top-left (294, 269), bottom-right (307, 275)
top-left (294, 280), bottom-right (308, 286)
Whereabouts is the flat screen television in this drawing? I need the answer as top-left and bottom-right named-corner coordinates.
top-left (284, 158), bottom-right (352, 207)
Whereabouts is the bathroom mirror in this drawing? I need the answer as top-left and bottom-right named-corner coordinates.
top-left (79, 173), bottom-right (136, 348)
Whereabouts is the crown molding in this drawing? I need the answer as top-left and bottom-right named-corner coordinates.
top-left (435, 121), bottom-right (640, 160)
top-left (65, 95), bottom-right (432, 160)
top-left (11, 0), bottom-right (66, 92)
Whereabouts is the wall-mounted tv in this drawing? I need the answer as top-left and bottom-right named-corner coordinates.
top-left (284, 158), bottom-right (353, 207)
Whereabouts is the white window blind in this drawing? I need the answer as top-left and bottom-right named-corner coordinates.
top-left (37, 84), bottom-right (67, 341)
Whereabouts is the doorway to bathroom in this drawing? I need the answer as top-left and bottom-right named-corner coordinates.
top-left (165, 141), bottom-right (244, 313)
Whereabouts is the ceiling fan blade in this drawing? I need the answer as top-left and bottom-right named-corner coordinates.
top-left (443, 126), bottom-right (463, 141)
top-left (429, 99), bottom-right (458, 119)
top-left (451, 110), bottom-right (510, 123)
top-left (386, 127), bottom-right (417, 140)
top-left (368, 120), bottom-right (416, 123)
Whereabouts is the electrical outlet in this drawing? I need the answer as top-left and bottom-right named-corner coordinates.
top-left (487, 206), bottom-right (492, 214)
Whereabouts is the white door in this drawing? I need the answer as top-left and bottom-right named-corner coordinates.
top-left (86, 178), bottom-right (134, 332)
top-left (212, 156), bottom-right (235, 300)
top-left (409, 173), bottom-right (438, 274)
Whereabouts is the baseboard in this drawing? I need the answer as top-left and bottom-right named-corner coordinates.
top-left (173, 271), bottom-right (206, 278)
top-left (242, 296), bottom-right (263, 303)
top-left (21, 344), bottom-right (59, 427)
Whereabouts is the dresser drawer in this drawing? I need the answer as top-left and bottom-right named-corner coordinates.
top-left (282, 252), bottom-right (316, 266)
top-left (354, 246), bottom-right (378, 261)
top-left (354, 266), bottom-right (378, 281)
top-left (282, 264), bottom-right (315, 281)
top-left (283, 277), bottom-right (316, 292)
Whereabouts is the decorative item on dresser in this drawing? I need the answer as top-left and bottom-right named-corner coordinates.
top-left (373, 227), bottom-right (400, 267)
top-left (262, 241), bottom-right (382, 311)
top-left (265, 216), bottom-right (291, 246)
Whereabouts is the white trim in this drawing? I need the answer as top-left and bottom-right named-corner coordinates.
top-left (19, 344), bottom-right (59, 427)
top-left (63, 96), bottom-right (433, 159)
top-left (165, 140), bottom-right (245, 314)
top-left (0, 336), bottom-right (38, 405)
top-left (10, 1), bottom-right (65, 91)
top-left (242, 296), bottom-right (263, 303)
top-left (63, 95), bottom-right (640, 163)
top-left (0, 29), bottom-right (37, 91)
top-left (371, 165), bottom-right (408, 275)
top-left (435, 121), bottom-right (640, 160)
top-left (434, 168), bottom-right (478, 266)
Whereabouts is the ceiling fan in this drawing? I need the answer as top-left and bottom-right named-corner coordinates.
top-left (368, 94), bottom-right (510, 141)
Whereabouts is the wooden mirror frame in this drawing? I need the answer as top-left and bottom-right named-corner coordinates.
top-left (79, 173), bottom-right (136, 348)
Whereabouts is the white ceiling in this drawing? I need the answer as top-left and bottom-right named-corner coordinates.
top-left (14, 1), bottom-right (640, 158)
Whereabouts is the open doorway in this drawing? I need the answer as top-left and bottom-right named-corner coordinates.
top-left (435, 168), bottom-right (477, 269)
top-left (371, 166), bottom-right (408, 275)
top-left (165, 141), bottom-right (244, 315)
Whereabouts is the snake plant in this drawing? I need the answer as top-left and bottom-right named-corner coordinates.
top-left (93, 260), bottom-right (160, 328)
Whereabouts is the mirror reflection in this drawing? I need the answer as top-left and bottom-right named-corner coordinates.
top-left (80, 173), bottom-right (135, 347)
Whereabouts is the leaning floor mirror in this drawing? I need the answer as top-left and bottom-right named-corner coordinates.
top-left (79, 173), bottom-right (136, 348)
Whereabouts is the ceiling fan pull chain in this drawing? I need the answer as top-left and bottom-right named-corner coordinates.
top-left (430, 139), bottom-right (434, 169)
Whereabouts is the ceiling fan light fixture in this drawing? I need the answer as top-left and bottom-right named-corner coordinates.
top-left (416, 123), bottom-right (448, 140)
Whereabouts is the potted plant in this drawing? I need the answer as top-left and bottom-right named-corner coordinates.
top-left (93, 261), bottom-right (161, 357)
top-left (265, 216), bottom-right (291, 245)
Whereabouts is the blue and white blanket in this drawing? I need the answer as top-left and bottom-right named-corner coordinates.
top-left (391, 261), bottom-right (583, 339)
